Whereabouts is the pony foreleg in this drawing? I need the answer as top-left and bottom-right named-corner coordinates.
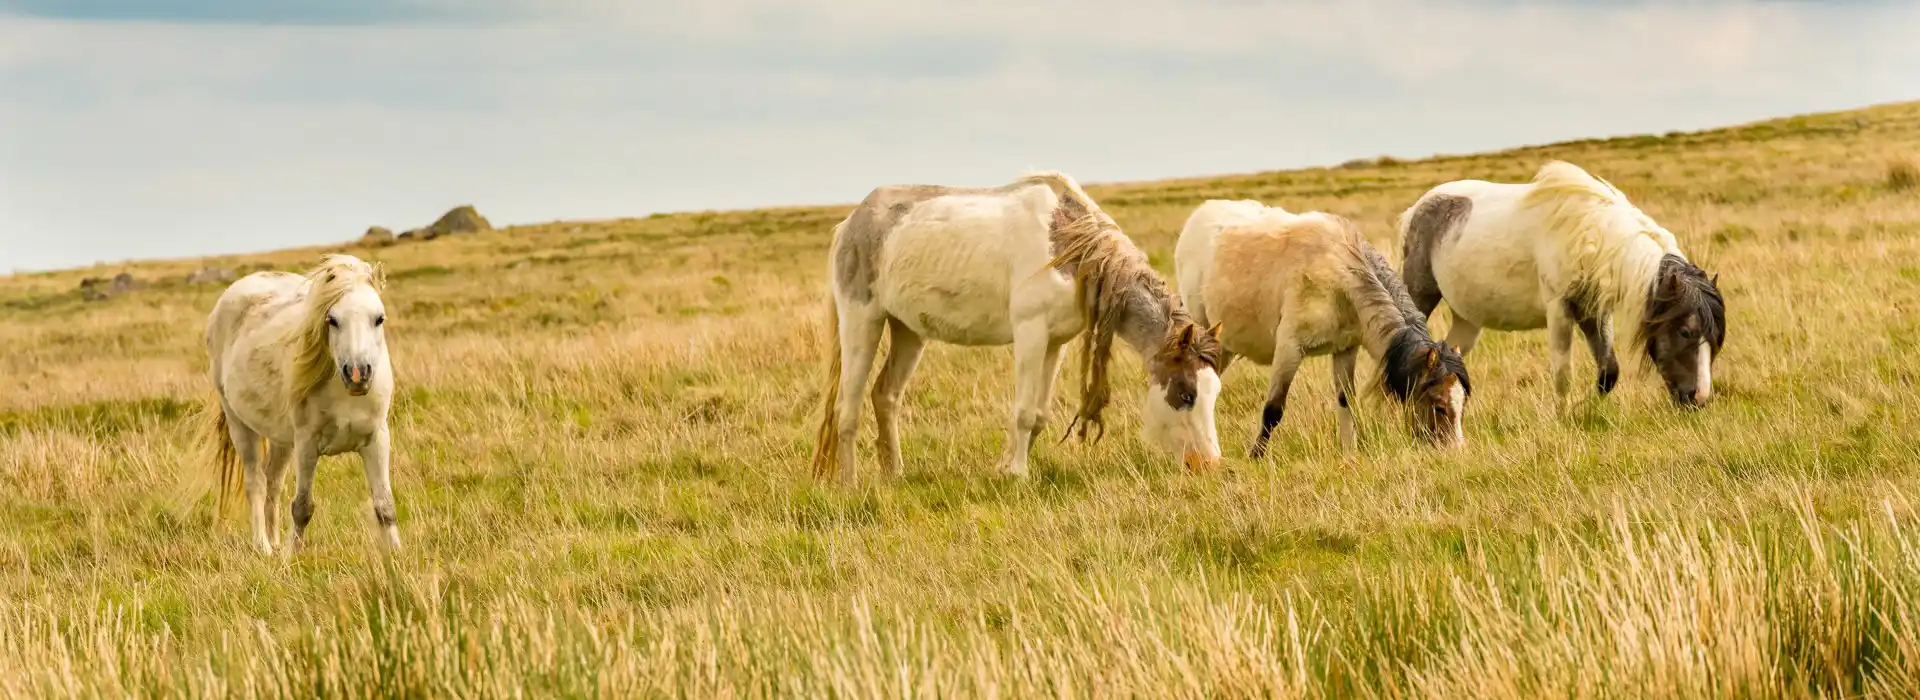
top-left (1546, 301), bottom-right (1575, 401)
top-left (288, 440), bottom-right (320, 555)
top-left (998, 322), bottom-right (1053, 477)
top-left (1444, 313), bottom-right (1482, 355)
top-left (870, 319), bottom-right (926, 477)
top-left (360, 428), bottom-right (400, 551)
top-left (1249, 344), bottom-right (1303, 459)
top-left (1573, 310), bottom-right (1620, 395)
top-left (1331, 349), bottom-right (1359, 453)
top-left (1029, 342), bottom-right (1065, 443)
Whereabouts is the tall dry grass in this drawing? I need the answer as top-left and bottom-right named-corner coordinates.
top-left (6, 502), bottom-right (1920, 697)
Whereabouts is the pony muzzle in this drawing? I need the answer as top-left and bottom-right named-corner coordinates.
top-left (340, 363), bottom-right (374, 395)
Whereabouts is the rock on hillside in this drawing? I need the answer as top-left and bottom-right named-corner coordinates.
top-left (427, 205), bottom-right (491, 237)
top-left (186, 266), bottom-right (236, 285)
top-left (79, 272), bottom-right (141, 301)
top-left (362, 226), bottom-right (396, 245)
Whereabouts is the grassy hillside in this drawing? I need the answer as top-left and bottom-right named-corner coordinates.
top-left (3, 101), bottom-right (1920, 697)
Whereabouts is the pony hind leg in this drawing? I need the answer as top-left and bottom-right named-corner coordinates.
top-left (870, 318), bottom-right (926, 477)
top-left (224, 417), bottom-right (272, 555)
top-left (830, 306), bottom-right (887, 483)
top-left (1331, 348), bottom-right (1359, 453)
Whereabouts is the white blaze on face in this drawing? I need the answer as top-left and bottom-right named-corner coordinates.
top-left (1448, 381), bottom-right (1466, 447)
top-left (1141, 368), bottom-right (1223, 469)
top-left (1694, 341), bottom-right (1713, 404)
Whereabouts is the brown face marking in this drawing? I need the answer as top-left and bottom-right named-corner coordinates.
top-left (1150, 321), bottom-right (1222, 410)
top-left (1401, 194), bottom-right (1472, 316)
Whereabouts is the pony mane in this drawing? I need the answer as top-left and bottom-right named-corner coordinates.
top-left (282, 254), bottom-right (384, 403)
top-left (1521, 160), bottom-right (1683, 337)
top-left (1330, 219), bottom-right (1469, 403)
top-left (1634, 253), bottom-right (1727, 360)
top-left (1025, 171), bottom-right (1182, 440)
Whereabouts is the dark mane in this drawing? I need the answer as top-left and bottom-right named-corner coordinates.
top-left (1347, 238), bottom-right (1471, 402)
top-left (1636, 254), bottom-right (1726, 357)
top-left (1382, 327), bottom-right (1472, 402)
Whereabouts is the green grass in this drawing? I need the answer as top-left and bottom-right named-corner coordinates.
top-left (3, 100), bottom-right (1920, 697)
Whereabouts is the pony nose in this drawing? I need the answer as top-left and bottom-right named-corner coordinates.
top-left (1693, 386), bottom-right (1712, 406)
top-left (341, 363), bottom-right (373, 385)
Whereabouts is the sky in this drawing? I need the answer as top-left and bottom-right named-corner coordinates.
top-left (2, 1), bottom-right (1918, 272)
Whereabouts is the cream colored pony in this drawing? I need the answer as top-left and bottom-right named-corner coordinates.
top-left (811, 171), bottom-right (1224, 480)
top-left (203, 254), bottom-right (398, 554)
top-left (1176, 200), bottom-right (1471, 457)
top-left (1398, 161), bottom-right (1725, 407)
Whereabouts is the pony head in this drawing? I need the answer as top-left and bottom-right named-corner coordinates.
top-left (1638, 254), bottom-right (1724, 409)
top-left (287, 254), bottom-right (388, 400)
top-left (1383, 330), bottom-right (1471, 447)
top-left (1140, 321), bottom-right (1225, 470)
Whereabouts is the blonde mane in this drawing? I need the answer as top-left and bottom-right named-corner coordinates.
top-left (282, 254), bottom-right (384, 403)
top-left (1023, 171), bottom-right (1179, 440)
top-left (1521, 161), bottom-right (1683, 330)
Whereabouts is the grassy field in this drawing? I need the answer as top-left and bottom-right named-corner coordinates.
top-left (4, 100), bottom-right (1920, 697)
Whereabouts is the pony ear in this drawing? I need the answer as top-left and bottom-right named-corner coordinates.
top-left (1206, 322), bottom-right (1223, 339)
top-left (1177, 323), bottom-right (1196, 346)
top-left (1710, 273), bottom-right (1720, 287)
top-left (1448, 343), bottom-right (1462, 355)
top-left (1425, 346), bottom-right (1440, 370)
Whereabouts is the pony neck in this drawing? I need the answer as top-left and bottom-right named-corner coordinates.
top-left (1356, 294), bottom-right (1429, 361)
top-left (1346, 244), bottom-right (1436, 362)
top-left (1114, 280), bottom-right (1179, 359)
top-left (1600, 234), bottom-right (1676, 350)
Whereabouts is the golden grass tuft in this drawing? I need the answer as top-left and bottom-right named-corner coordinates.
top-left (1888, 157), bottom-right (1920, 191)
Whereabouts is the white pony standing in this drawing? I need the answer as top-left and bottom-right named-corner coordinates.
top-left (204, 254), bottom-right (399, 554)
top-left (811, 171), bottom-right (1224, 480)
top-left (1397, 161), bottom-right (1725, 408)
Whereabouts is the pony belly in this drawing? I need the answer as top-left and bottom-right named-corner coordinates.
top-left (1434, 248), bottom-right (1548, 331)
top-left (873, 201), bottom-right (1053, 347)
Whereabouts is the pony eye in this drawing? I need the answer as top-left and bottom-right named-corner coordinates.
top-left (374, 315), bottom-right (386, 327)
top-left (326, 316), bottom-right (338, 328)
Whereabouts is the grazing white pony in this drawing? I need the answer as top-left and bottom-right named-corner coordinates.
top-left (812, 171), bottom-right (1224, 480)
top-left (204, 254), bottom-right (399, 554)
top-left (1176, 200), bottom-right (1471, 457)
top-left (1398, 161), bottom-right (1725, 408)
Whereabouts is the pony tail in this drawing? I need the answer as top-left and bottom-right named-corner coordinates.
top-left (204, 402), bottom-right (244, 519)
top-left (809, 296), bottom-right (844, 477)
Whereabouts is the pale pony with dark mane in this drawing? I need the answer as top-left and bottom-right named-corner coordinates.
top-left (1176, 200), bottom-right (1471, 457)
top-left (812, 171), bottom-right (1223, 480)
top-left (1398, 161), bottom-right (1726, 407)
top-left (203, 253), bottom-right (399, 555)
